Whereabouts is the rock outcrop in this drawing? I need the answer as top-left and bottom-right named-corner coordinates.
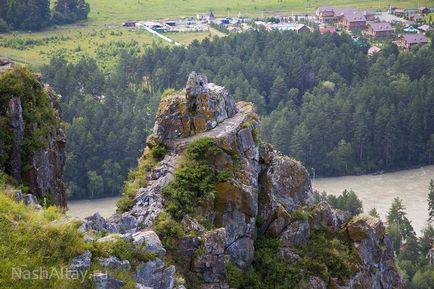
top-left (0, 61), bottom-right (66, 206)
top-left (80, 72), bottom-right (405, 289)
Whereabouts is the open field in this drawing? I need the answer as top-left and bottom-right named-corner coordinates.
top-left (0, 27), bottom-right (159, 69)
top-left (84, 0), bottom-right (425, 24)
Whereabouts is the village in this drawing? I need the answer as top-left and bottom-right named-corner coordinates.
top-left (122, 5), bottom-right (433, 53)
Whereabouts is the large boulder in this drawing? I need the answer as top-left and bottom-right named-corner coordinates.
top-left (132, 230), bottom-right (166, 257)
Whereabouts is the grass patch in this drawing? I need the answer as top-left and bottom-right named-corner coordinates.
top-left (0, 191), bottom-right (88, 289)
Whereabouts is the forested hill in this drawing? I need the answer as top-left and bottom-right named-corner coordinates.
top-left (41, 30), bottom-right (434, 199)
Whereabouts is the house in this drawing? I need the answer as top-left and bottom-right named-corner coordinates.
top-left (417, 7), bottom-right (430, 14)
top-left (363, 10), bottom-right (376, 21)
top-left (319, 27), bottom-right (337, 34)
top-left (316, 6), bottom-right (338, 23)
top-left (397, 34), bottom-right (428, 49)
top-left (418, 24), bottom-right (432, 33)
top-left (368, 46), bottom-right (381, 56)
top-left (339, 11), bottom-right (366, 31)
top-left (366, 22), bottom-right (393, 37)
top-left (393, 9), bottom-right (405, 17)
top-left (410, 15), bottom-right (424, 22)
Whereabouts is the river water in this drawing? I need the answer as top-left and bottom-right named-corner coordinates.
top-left (315, 165), bottom-right (434, 234)
top-left (67, 165), bottom-right (434, 234)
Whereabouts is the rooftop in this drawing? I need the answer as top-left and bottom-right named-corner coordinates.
top-left (368, 22), bottom-right (393, 32)
top-left (401, 34), bottom-right (428, 44)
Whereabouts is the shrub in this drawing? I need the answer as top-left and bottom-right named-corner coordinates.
top-left (163, 137), bottom-right (224, 220)
top-left (154, 211), bottom-right (185, 249)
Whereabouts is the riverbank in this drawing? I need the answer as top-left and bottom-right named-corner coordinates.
top-left (315, 165), bottom-right (434, 234)
top-left (67, 165), bottom-right (434, 234)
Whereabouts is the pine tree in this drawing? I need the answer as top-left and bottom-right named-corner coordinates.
top-left (428, 179), bottom-right (434, 223)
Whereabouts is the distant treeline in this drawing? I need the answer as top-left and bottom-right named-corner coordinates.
top-left (0, 0), bottom-right (90, 31)
top-left (41, 30), bottom-right (434, 199)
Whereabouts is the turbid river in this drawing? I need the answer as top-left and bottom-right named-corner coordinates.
top-left (67, 165), bottom-right (434, 234)
top-left (315, 165), bottom-right (434, 234)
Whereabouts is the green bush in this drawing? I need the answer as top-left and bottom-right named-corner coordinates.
top-left (154, 211), bottom-right (185, 249)
top-left (150, 144), bottom-right (168, 161)
top-left (163, 137), bottom-right (224, 220)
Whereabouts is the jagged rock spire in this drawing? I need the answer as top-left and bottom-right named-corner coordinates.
top-left (147, 72), bottom-right (237, 147)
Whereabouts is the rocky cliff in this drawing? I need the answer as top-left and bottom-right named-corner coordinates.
top-left (0, 59), bottom-right (66, 206)
top-left (79, 72), bottom-right (405, 289)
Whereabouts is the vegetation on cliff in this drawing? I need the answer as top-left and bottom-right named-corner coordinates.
top-left (0, 67), bottom-right (59, 179)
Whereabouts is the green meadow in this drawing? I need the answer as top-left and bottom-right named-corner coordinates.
top-left (85, 0), bottom-right (424, 24)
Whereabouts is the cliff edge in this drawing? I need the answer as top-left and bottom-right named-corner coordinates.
top-left (79, 72), bottom-right (405, 289)
top-left (0, 59), bottom-right (66, 206)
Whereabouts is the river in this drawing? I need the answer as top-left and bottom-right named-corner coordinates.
top-left (315, 165), bottom-right (434, 234)
top-left (67, 165), bottom-right (434, 234)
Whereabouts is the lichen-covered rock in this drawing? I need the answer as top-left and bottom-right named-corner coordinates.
top-left (342, 216), bottom-right (406, 289)
top-left (226, 237), bottom-right (254, 269)
top-left (149, 72), bottom-right (237, 146)
top-left (192, 228), bottom-right (230, 285)
top-left (79, 212), bottom-right (118, 233)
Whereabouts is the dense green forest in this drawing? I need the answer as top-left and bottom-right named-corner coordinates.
top-left (0, 0), bottom-right (89, 31)
top-left (41, 30), bottom-right (434, 199)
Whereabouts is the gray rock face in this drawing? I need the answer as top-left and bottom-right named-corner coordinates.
top-left (7, 97), bottom-right (24, 182)
top-left (226, 237), bottom-right (254, 269)
top-left (1, 65), bottom-right (66, 207)
top-left (132, 230), bottom-right (166, 257)
top-left (99, 256), bottom-right (131, 271)
top-left (69, 250), bottom-right (92, 274)
top-left (93, 272), bottom-right (124, 289)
